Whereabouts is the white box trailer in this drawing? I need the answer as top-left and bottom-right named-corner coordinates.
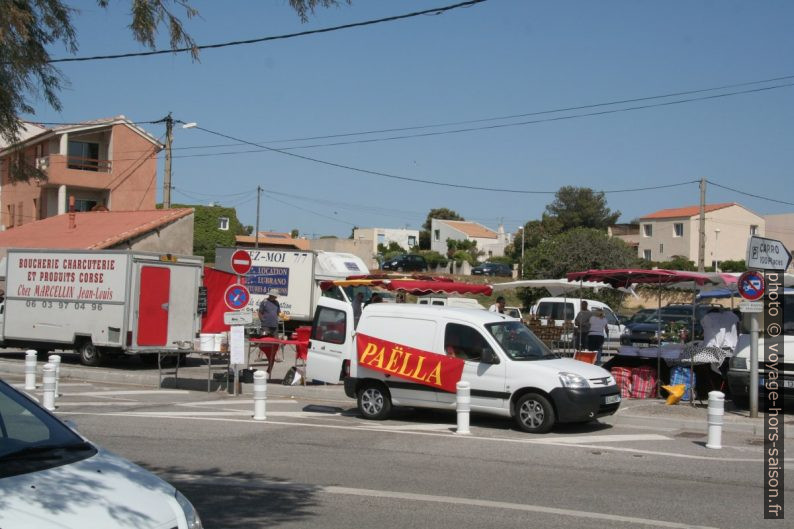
top-left (0, 249), bottom-right (203, 365)
top-left (214, 247), bottom-right (368, 329)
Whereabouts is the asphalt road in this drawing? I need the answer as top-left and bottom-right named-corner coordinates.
top-left (5, 370), bottom-right (790, 529)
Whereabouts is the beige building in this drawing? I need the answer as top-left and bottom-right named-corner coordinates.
top-left (638, 203), bottom-right (764, 267)
top-left (763, 213), bottom-right (794, 270)
top-left (430, 219), bottom-right (511, 258)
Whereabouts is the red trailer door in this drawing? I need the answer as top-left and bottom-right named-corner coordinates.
top-left (137, 266), bottom-right (170, 346)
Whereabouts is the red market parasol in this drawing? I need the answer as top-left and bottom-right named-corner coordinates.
top-left (319, 276), bottom-right (492, 296)
top-left (566, 269), bottom-right (719, 289)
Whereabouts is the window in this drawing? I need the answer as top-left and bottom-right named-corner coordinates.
top-left (444, 323), bottom-right (491, 361)
top-left (377, 233), bottom-right (385, 245)
top-left (536, 301), bottom-right (574, 321)
top-left (218, 217), bottom-right (229, 230)
top-left (74, 199), bottom-right (97, 212)
top-left (643, 224), bottom-right (652, 237)
top-left (311, 306), bottom-right (347, 344)
top-left (659, 243), bottom-right (664, 254)
top-left (433, 229), bottom-right (440, 241)
top-left (407, 235), bottom-right (417, 247)
top-left (67, 141), bottom-right (100, 171)
top-left (16, 202), bottom-right (22, 226)
top-left (7, 204), bottom-right (14, 228)
top-left (673, 223), bottom-right (683, 237)
top-left (643, 249), bottom-right (652, 261)
top-left (750, 225), bottom-right (759, 235)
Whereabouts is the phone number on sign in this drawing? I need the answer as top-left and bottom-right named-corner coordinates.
top-left (25, 300), bottom-right (104, 311)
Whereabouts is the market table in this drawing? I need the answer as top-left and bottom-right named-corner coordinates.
top-left (248, 336), bottom-right (309, 381)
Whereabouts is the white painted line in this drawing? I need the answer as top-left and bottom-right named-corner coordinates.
top-left (534, 434), bottom-right (671, 444)
top-left (178, 399), bottom-right (298, 406)
top-left (51, 402), bottom-right (143, 407)
top-left (58, 411), bottom-right (791, 463)
top-left (66, 390), bottom-right (191, 396)
top-left (167, 474), bottom-right (719, 529)
top-left (122, 411), bottom-right (254, 417)
top-left (367, 423), bottom-right (454, 431)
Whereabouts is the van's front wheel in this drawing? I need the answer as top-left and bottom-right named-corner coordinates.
top-left (357, 382), bottom-right (392, 420)
top-left (515, 393), bottom-right (555, 433)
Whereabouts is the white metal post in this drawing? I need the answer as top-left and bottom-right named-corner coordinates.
top-left (42, 363), bottom-right (56, 411)
top-left (253, 370), bottom-right (267, 420)
top-left (48, 354), bottom-right (61, 397)
top-left (24, 350), bottom-right (37, 390)
top-left (706, 391), bottom-right (725, 449)
top-left (749, 312), bottom-right (760, 418)
top-left (455, 380), bottom-right (471, 435)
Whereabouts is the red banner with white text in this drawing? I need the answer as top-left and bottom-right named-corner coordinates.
top-left (356, 333), bottom-right (464, 393)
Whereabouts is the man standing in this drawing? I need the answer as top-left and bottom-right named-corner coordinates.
top-left (489, 296), bottom-right (506, 314)
top-left (258, 290), bottom-right (281, 337)
top-left (574, 300), bottom-right (592, 350)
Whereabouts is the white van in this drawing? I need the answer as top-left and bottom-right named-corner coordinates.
top-left (306, 298), bottom-right (620, 433)
top-left (416, 297), bottom-right (484, 309)
top-left (727, 288), bottom-right (793, 407)
top-left (531, 297), bottom-right (624, 346)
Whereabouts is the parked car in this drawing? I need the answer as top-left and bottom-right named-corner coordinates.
top-left (619, 304), bottom-right (716, 345)
top-left (505, 306), bottom-right (523, 320)
top-left (471, 262), bottom-right (512, 277)
top-left (530, 297), bottom-right (624, 347)
top-left (381, 254), bottom-right (428, 272)
top-left (0, 378), bottom-right (203, 529)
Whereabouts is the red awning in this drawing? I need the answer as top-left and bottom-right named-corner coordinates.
top-left (383, 279), bottom-right (492, 296)
top-left (566, 269), bottom-right (719, 289)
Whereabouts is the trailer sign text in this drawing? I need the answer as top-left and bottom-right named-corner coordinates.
top-left (11, 254), bottom-right (127, 302)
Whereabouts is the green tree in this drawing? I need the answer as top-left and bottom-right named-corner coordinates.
top-left (419, 207), bottom-right (464, 250)
top-left (545, 186), bottom-right (621, 231)
top-left (506, 215), bottom-right (562, 262)
top-left (0, 0), bottom-right (346, 169)
top-left (519, 227), bottom-right (639, 307)
top-left (173, 203), bottom-right (247, 263)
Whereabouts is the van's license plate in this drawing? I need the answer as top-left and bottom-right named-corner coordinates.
top-left (604, 395), bottom-right (621, 405)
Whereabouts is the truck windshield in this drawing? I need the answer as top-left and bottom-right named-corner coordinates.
top-left (486, 321), bottom-right (557, 361)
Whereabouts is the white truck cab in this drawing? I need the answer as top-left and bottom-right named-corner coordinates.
top-left (531, 297), bottom-right (624, 346)
top-left (306, 298), bottom-right (620, 433)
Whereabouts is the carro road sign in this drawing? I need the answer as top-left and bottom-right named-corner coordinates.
top-left (746, 236), bottom-right (792, 271)
top-left (737, 270), bottom-right (765, 301)
top-left (231, 249), bottom-right (252, 276)
top-left (224, 283), bottom-right (251, 311)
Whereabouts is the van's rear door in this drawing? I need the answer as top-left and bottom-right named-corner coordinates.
top-left (306, 298), bottom-right (353, 384)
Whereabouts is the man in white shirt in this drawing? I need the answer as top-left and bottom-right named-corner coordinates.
top-left (701, 307), bottom-right (740, 353)
top-left (489, 296), bottom-right (506, 314)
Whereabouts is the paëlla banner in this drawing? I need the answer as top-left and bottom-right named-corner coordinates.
top-left (356, 333), bottom-right (464, 393)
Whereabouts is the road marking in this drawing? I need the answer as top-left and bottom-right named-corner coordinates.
top-left (178, 399), bottom-right (299, 406)
top-left (65, 390), bottom-right (191, 396)
top-left (52, 402), bottom-right (144, 407)
top-left (167, 474), bottom-right (719, 529)
top-left (535, 434), bottom-right (671, 444)
top-left (58, 411), bottom-right (791, 463)
top-left (367, 423), bottom-right (454, 431)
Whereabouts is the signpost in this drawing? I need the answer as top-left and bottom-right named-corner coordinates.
top-left (224, 311), bottom-right (253, 325)
top-left (743, 236), bottom-right (790, 418)
top-left (746, 236), bottom-right (792, 271)
top-left (227, 251), bottom-right (252, 397)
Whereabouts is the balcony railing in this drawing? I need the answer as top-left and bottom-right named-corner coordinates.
top-left (66, 156), bottom-right (112, 173)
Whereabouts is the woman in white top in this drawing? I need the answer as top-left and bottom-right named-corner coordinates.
top-left (587, 309), bottom-right (608, 364)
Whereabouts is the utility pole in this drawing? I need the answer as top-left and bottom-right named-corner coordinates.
top-left (520, 226), bottom-right (525, 279)
top-left (254, 186), bottom-right (262, 249)
top-left (163, 113), bottom-right (174, 209)
top-left (697, 177), bottom-right (706, 272)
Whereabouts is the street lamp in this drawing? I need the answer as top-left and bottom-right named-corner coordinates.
top-left (714, 228), bottom-right (721, 272)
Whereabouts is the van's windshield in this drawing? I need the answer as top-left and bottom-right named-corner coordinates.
top-left (486, 321), bottom-right (557, 361)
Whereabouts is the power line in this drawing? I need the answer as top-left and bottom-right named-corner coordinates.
top-left (167, 74), bottom-right (794, 150)
top-left (163, 82), bottom-right (794, 162)
top-left (263, 193), bottom-right (358, 227)
top-left (188, 122), bottom-right (703, 194)
top-left (706, 179), bottom-right (794, 206)
top-left (47, 0), bottom-right (488, 64)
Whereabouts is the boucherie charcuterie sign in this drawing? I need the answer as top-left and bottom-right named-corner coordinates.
top-left (356, 333), bottom-right (464, 393)
top-left (9, 253), bottom-right (128, 302)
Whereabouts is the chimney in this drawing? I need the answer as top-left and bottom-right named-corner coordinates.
top-left (68, 196), bottom-right (76, 229)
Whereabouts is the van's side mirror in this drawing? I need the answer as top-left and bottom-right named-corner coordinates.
top-left (481, 347), bottom-right (500, 364)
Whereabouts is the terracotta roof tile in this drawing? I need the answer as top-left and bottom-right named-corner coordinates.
top-left (440, 220), bottom-right (498, 239)
top-left (640, 203), bottom-right (736, 220)
top-left (0, 209), bottom-right (193, 250)
top-left (235, 232), bottom-right (310, 250)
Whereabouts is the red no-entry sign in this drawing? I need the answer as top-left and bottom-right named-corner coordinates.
top-left (231, 250), bottom-right (252, 275)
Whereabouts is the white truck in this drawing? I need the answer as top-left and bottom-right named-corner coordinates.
top-left (214, 247), bottom-right (369, 330)
top-left (0, 249), bottom-right (203, 365)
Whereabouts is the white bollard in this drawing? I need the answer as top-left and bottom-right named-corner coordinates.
top-left (705, 390), bottom-right (725, 449)
top-left (48, 354), bottom-right (61, 398)
top-left (455, 380), bottom-right (471, 435)
top-left (253, 370), bottom-right (267, 421)
top-left (42, 363), bottom-right (56, 412)
top-left (24, 350), bottom-right (37, 390)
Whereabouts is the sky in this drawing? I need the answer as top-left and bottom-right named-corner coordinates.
top-left (27, 0), bottom-right (794, 238)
